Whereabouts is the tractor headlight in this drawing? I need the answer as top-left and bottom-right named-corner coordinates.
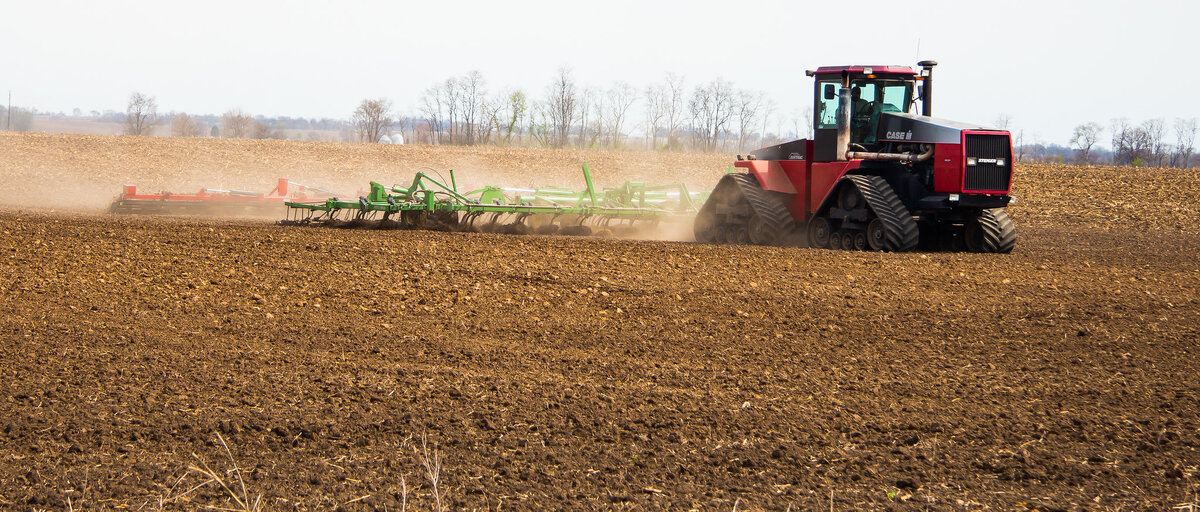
top-left (996, 158), bottom-right (1006, 167)
top-left (966, 157), bottom-right (978, 166)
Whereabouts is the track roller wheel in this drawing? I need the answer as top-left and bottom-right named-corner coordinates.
top-left (840, 232), bottom-right (855, 250)
top-left (829, 231), bottom-right (843, 250)
top-left (808, 217), bottom-right (831, 249)
top-left (853, 231), bottom-right (868, 251)
top-left (747, 216), bottom-right (773, 245)
top-left (964, 208), bottom-right (1017, 253)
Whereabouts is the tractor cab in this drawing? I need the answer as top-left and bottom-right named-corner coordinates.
top-left (810, 65), bottom-right (919, 161)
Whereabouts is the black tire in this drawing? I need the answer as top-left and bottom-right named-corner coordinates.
top-left (830, 231), bottom-right (843, 250)
top-left (964, 208), bottom-right (1017, 253)
top-left (808, 217), bottom-right (831, 248)
top-left (853, 231), bottom-right (868, 251)
top-left (840, 232), bottom-right (855, 251)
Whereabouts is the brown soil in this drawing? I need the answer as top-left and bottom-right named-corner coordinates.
top-left (0, 133), bottom-right (1198, 510)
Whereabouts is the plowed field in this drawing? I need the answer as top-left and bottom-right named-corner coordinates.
top-left (1, 133), bottom-right (1198, 510)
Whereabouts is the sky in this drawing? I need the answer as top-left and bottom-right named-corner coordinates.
top-left (3, 0), bottom-right (1196, 146)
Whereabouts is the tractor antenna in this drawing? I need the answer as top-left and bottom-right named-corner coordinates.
top-left (915, 39), bottom-right (922, 62)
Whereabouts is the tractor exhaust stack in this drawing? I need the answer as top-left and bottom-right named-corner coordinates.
top-left (918, 60), bottom-right (937, 117)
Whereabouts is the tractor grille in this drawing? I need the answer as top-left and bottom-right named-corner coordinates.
top-left (964, 133), bottom-right (1012, 192)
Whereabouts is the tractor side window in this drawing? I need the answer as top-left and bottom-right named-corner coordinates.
top-left (816, 81), bottom-right (839, 130)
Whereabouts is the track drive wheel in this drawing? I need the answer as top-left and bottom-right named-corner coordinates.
top-left (964, 208), bottom-right (1017, 253)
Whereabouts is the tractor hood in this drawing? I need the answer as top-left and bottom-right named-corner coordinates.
top-left (876, 112), bottom-right (1004, 144)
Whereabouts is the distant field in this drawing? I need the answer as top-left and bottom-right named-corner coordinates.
top-left (0, 132), bottom-right (736, 210)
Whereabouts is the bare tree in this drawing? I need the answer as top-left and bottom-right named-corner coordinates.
top-left (442, 77), bottom-right (461, 144)
top-left (545, 68), bottom-right (577, 148)
top-left (351, 98), bottom-right (394, 143)
top-left (664, 73), bottom-right (685, 150)
top-left (420, 86), bottom-right (446, 144)
top-left (578, 87), bottom-right (602, 148)
top-left (170, 112), bottom-right (201, 137)
top-left (1015, 129), bottom-right (1025, 162)
top-left (644, 84), bottom-right (667, 150)
top-left (498, 89), bottom-right (527, 145)
top-left (1143, 118), bottom-right (1167, 167)
top-left (604, 81), bottom-right (636, 149)
top-left (1111, 118), bottom-right (1153, 166)
top-left (758, 98), bottom-right (776, 146)
top-left (221, 109), bottom-right (253, 138)
top-left (993, 113), bottom-right (1013, 131)
top-left (528, 100), bottom-right (555, 147)
top-left (1175, 117), bottom-right (1197, 168)
top-left (688, 79), bottom-right (736, 152)
top-left (124, 92), bottom-right (158, 136)
top-left (735, 90), bottom-right (762, 150)
top-left (458, 71), bottom-right (486, 145)
top-left (1069, 122), bottom-right (1103, 165)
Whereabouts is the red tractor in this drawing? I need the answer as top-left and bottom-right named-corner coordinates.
top-left (694, 61), bottom-right (1016, 253)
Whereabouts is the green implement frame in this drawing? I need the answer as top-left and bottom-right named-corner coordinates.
top-left (280, 164), bottom-right (710, 234)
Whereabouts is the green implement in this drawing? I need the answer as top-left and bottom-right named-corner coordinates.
top-left (280, 164), bottom-right (710, 236)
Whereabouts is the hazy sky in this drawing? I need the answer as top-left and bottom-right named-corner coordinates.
top-left (4, 0), bottom-right (1196, 145)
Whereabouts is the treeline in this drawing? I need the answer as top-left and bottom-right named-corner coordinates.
top-left (346, 69), bottom-right (781, 152)
top-left (1050, 118), bottom-right (1197, 167)
top-left (0, 105), bottom-right (35, 131)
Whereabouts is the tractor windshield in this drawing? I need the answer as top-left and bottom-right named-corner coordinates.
top-left (850, 79), bottom-right (914, 144)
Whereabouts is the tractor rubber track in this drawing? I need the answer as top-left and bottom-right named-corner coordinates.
top-left (972, 208), bottom-right (1017, 253)
top-left (844, 174), bottom-right (919, 252)
top-left (692, 175), bottom-right (736, 243)
top-left (728, 173), bottom-right (798, 246)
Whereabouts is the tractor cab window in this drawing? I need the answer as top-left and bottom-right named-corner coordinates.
top-left (851, 79), bottom-right (914, 144)
top-left (816, 81), bottom-right (839, 130)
